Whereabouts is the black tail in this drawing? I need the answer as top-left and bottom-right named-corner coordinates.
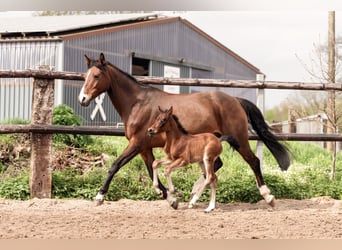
top-left (237, 98), bottom-right (290, 171)
top-left (220, 135), bottom-right (240, 151)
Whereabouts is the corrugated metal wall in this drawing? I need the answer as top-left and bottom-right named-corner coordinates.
top-left (62, 19), bottom-right (257, 126)
top-left (0, 40), bottom-right (61, 122)
top-left (0, 18), bottom-right (258, 125)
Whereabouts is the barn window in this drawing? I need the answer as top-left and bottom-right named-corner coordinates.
top-left (132, 57), bottom-right (150, 76)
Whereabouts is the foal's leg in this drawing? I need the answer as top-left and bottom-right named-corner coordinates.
top-left (206, 164), bottom-right (218, 213)
top-left (141, 151), bottom-right (178, 209)
top-left (164, 158), bottom-right (187, 194)
top-left (191, 157), bottom-right (222, 198)
top-left (189, 156), bottom-right (217, 212)
top-left (151, 157), bottom-right (172, 195)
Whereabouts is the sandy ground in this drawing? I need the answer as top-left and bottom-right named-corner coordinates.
top-left (0, 196), bottom-right (341, 239)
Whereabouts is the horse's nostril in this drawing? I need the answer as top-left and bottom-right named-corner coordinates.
top-left (148, 128), bottom-right (154, 136)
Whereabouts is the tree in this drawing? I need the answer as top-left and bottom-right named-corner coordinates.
top-left (294, 11), bottom-right (341, 180)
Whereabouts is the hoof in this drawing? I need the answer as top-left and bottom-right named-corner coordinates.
top-left (95, 199), bottom-right (104, 206)
top-left (204, 208), bottom-right (214, 213)
top-left (170, 199), bottom-right (179, 210)
top-left (267, 195), bottom-right (276, 207)
top-left (204, 204), bottom-right (215, 213)
top-left (156, 190), bottom-right (163, 198)
top-left (94, 193), bottom-right (105, 206)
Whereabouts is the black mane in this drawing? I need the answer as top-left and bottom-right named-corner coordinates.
top-left (89, 59), bottom-right (148, 88)
top-left (171, 114), bottom-right (188, 135)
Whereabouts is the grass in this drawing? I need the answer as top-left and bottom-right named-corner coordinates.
top-left (0, 134), bottom-right (341, 202)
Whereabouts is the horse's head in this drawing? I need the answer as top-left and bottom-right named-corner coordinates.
top-left (148, 106), bottom-right (173, 136)
top-left (78, 53), bottom-right (112, 107)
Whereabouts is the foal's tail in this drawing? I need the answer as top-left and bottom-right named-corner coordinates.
top-left (220, 135), bottom-right (240, 151)
top-left (237, 98), bottom-right (290, 171)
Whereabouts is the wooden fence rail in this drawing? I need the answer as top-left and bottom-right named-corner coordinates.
top-left (1, 69), bottom-right (342, 90)
top-left (1, 69), bottom-right (342, 199)
top-left (2, 124), bottom-right (342, 141)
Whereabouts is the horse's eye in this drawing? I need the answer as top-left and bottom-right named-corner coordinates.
top-left (161, 118), bottom-right (166, 124)
top-left (94, 74), bottom-right (100, 79)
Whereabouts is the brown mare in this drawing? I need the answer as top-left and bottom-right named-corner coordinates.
top-left (78, 53), bottom-right (290, 208)
top-left (148, 106), bottom-right (239, 212)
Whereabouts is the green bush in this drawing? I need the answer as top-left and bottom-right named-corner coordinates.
top-left (52, 168), bottom-right (104, 199)
top-left (52, 104), bottom-right (93, 147)
top-left (0, 140), bottom-right (342, 202)
top-left (0, 173), bottom-right (30, 200)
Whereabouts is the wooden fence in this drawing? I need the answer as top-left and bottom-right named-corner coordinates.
top-left (1, 68), bottom-right (342, 198)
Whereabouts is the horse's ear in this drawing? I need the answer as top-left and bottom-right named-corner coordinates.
top-left (99, 53), bottom-right (105, 65)
top-left (84, 54), bottom-right (91, 66)
top-left (167, 106), bottom-right (173, 115)
top-left (158, 106), bottom-right (163, 112)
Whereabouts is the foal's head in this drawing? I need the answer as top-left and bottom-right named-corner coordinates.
top-left (148, 106), bottom-right (188, 136)
top-left (78, 53), bottom-right (112, 107)
top-left (148, 106), bottom-right (173, 136)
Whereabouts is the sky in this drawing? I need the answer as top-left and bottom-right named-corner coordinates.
top-left (1, 10), bottom-right (342, 109)
top-left (179, 11), bottom-right (342, 109)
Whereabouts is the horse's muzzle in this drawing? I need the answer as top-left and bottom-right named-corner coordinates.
top-left (148, 128), bottom-right (155, 137)
top-left (78, 95), bottom-right (90, 107)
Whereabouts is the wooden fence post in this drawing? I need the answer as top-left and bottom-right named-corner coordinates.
top-left (256, 74), bottom-right (265, 168)
top-left (30, 66), bottom-right (54, 198)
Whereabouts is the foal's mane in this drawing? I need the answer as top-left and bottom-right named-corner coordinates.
top-left (171, 114), bottom-right (188, 135)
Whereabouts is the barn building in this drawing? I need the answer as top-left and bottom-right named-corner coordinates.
top-left (0, 13), bottom-right (262, 126)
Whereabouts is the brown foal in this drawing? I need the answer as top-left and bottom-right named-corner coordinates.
top-left (148, 106), bottom-right (231, 212)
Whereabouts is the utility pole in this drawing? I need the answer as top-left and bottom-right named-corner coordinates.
top-left (327, 11), bottom-right (336, 179)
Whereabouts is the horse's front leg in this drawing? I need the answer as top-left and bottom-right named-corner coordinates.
top-left (95, 142), bottom-right (141, 205)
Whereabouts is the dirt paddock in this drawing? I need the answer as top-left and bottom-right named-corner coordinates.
top-left (0, 196), bottom-right (341, 239)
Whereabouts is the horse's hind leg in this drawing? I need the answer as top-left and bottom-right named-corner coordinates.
top-left (238, 145), bottom-right (275, 206)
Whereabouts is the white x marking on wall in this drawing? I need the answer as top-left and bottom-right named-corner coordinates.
top-left (90, 92), bottom-right (107, 121)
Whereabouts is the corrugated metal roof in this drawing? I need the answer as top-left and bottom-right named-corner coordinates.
top-left (0, 13), bottom-right (158, 34)
top-left (0, 13), bottom-right (261, 74)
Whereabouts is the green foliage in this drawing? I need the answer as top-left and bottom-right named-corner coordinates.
top-left (0, 140), bottom-right (342, 202)
top-left (265, 104), bottom-right (288, 124)
top-left (0, 134), bottom-right (14, 145)
top-left (52, 168), bottom-right (105, 199)
top-left (52, 104), bottom-right (93, 147)
top-left (265, 93), bottom-right (342, 134)
top-left (0, 118), bottom-right (30, 125)
top-left (0, 173), bottom-right (30, 200)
